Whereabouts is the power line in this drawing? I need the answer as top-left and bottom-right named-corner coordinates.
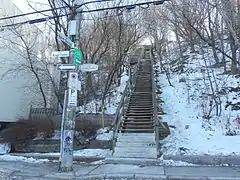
top-left (0, 6), bottom-right (68, 21)
top-left (0, 0), bottom-right (169, 29)
top-left (0, 0), bottom-right (113, 21)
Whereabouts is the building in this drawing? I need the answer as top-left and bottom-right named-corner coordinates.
top-left (0, 0), bottom-right (58, 122)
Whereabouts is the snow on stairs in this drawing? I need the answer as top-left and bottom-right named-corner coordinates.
top-left (112, 133), bottom-right (157, 159)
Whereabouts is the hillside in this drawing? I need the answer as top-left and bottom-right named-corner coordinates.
top-left (158, 46), bottom-right (240, 156)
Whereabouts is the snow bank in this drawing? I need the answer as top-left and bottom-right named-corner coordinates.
top-left (96, 131), bottom-right (113, 141)
top-left (96, 128), bottom-right (113, 141)
top-left (74, 149), bottom-right (112, 157)
top-left (0, 154), bottom-right (49, 163)
top-left (45, 149), bottom-right (112, 158)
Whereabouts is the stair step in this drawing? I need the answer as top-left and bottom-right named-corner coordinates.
top-left (123, 120), bottom-right (153, 124)
top-left (117, 138), bottom-right (155, 143)
top-left (114, 149), bottom-right (156, 155)
top-left (126, 111), bottom-right (153, 114)
top-left (120, 129), bottom-right (154, 133)
top-left (129, 100), bottom-right (152, 103)
top-left (122, 121), bottom-right (153, 125)
top-left (126, 112), bottom-right (153, 115)
top-left (132, 92), bottom-right (152, 94)
top-left (123, 119), bottom-right (153, 122)
top-left (117, 132), bottom-right (155, 136)
top-left (121, 125), bottom-right (154, 129)
top-left (127, 109), bottom-right (153, 111)
top-left (127, 105), bottom-right (153, 107)
top-left (124, 117), bottom-right (153, 119)
top-left (113, 153), bottom-right (156, 158)
top-left (127, 107), bottom-right (153, 109)
top-left (128, 104), bottom-right (153, 106)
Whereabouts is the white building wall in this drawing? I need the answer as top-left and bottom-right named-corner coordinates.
top-left (0, 1), bottom-right (57, 122)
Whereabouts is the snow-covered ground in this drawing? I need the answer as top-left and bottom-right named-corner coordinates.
top-left (96, 128), bottom-right (113, 141)
top-left (159, 49), bottom-right (240, 156)
top-left (78, 72), bottom-right (129, 114)
top-left (0, 148), bottom-right (112, 163)
top-left (0, 154), bottom-right (49, 163)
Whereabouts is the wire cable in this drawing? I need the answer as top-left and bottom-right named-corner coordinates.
top-left (1, 0), bottom-right (169, 28)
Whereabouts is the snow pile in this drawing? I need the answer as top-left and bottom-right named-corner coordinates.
top-left (74, 149), bottom-right (112, 157)
top-left (159, 49), bottom-right (240, 156)
top-left (96, 128), bottom-right (113, 141)
top-left (45, 149), bottom-right (112, 158)
top-left (96, 131), bottom-right (113, 141)
top-left (0, 155), bottom-right (49, 163)
top-left (161, 159), bottom-right (198, 166)
top-left (0, 143), bottom-right (11, 154)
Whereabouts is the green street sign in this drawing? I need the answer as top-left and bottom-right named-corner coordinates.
top-left (74, 48), bottom-right (83, 66)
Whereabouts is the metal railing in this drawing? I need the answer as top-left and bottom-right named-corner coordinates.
top-left (151, 54), bottom-right (160, 157)
top-left (28, 106), bottom-right (57, 121)
top-left (111, 81), bottom-right (130, 151)
top-left (111, 60), bottom-right (140, 152)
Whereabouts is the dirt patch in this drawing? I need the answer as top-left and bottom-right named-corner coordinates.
top-left (0, 118), bottom-right (112, 153)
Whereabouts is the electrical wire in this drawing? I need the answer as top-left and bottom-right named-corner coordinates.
top-left (0, 6), bottom-right (68, 21)
top-left (0, 0), bottom-right (169, 28)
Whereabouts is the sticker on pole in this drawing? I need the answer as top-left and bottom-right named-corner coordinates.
top-left (68, 72), bottom-right (81, 90)
top-left (68, 89), bottom-right (77, 106)
top-left (63, 130), bottom-right (73, 155)
top-left (80, 63), bottom-right (98, 72)
top-left (74, 48), bottom-right (83, 66)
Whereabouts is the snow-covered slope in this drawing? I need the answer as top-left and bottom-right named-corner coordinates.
top-left (158, 48), bottom-right (240, 156)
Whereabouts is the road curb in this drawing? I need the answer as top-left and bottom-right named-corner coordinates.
top-left (167, 175), bottom-right (240, 180)
top-left (163, 155), bottom-right (240, 166)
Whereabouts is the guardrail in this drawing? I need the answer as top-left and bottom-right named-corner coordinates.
top-left (151, 55), bottom-right (160, 157)
top-left (111, 81), bottom-right (130, 151)
top-left (111, 60), bottom-right (140, 152)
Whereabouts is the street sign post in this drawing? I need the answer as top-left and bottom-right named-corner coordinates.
top-left (57, 64), bottom-right (76, 71)
top-left (74, 48), bottom-right (83, 66)
top-left (80, 63), bottom-right (98, 72)
top-left (52, 51), bottom-right (70, 58)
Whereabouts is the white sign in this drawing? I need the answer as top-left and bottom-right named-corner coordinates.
top-left (58, 33), bottom-right (74, 48)
top-left (57, 64), bottom-right (76, 71)
top-left (68, 72), bottom-right (81, 90)
top-left (52, 51), bottom-right (69, 58)
top-left (68, 20), bottom-right (77, 36)
top-left (80, 63), bottom-right (99, 72)
top-left (68, 89), bottom-right (77, 106)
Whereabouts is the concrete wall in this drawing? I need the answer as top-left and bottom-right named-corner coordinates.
top-left (0, 1), bottom-right (57, 122)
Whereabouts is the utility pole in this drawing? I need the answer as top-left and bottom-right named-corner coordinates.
top-left (59, 5), bottom-right (82, 172)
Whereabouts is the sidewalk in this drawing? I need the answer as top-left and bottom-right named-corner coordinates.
top-left (0, 160), bottom-right (240, 179)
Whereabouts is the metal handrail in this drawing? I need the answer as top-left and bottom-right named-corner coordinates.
top-left (111, 60), bottom-right (140, 152)
top-left (112, 80), bottom-right (130, 150)
top-left (151, 52), bottom-right (160, 157)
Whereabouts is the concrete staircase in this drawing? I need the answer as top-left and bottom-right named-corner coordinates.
top-left (113, 133), bottom-right (157, 159)
top-left (111, 58), bottom-right (157, 159)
